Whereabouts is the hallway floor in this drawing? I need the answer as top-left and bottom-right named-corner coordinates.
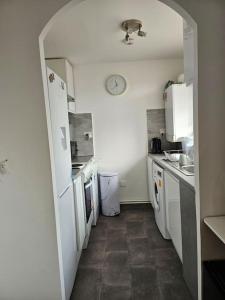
top-left (70, 204), bottom-right (192, 300)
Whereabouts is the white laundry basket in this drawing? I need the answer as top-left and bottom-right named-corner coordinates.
top-left (99, 172), bottom-right (120, 216)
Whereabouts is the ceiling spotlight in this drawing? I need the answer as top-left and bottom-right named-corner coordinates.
top-left (121, 19), bottom-right (147, 45)
top-left (138, 24), bottom-right (147, 37)
top-left (122, 32), bottom-right (134, 45)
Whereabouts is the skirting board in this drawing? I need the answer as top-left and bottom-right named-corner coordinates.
top-left (120, 200), bottom-right (151, 205)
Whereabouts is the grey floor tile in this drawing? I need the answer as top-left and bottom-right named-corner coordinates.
top-left (79, 240), bottom-right (106, 267)
top-left (127, 237), bottom-right (154, 265)
top-left (124, 210), bottom-right (145, 222)
top-left (126, 221), bottom-right (147, 238)
top-left (106, 237), bottom-right (128, 252)
top-left (132, 286), bottom-right (161, 300)
top-left (100, 285), bottom-right (132, 300)
top-left (89, 225), bottom-right (108, 242)
top-left (104, 251), bottom-right (129, 267)
top-left (71, 204), bottom-right (192, 300)
top-left (131, 265), bottom-right (157, 287)
top-left (107, 228), bottom-right (127, 240)
top-left (70, 267), bottom-right (101, 300)
top-left (102, 266), bottom-right (131, 287)
top-left (131, 265), bottom-right (159, 300)
top-left (160, 282), bottom-right (192, 300)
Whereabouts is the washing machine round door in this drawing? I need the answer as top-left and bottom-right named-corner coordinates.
top-left (154, 181), bottom-right (160, 211)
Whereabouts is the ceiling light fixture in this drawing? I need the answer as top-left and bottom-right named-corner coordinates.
top-left (121, 19), bottom-right (147, 45)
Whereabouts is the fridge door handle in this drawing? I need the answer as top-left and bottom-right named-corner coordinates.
top-left (60, 126), bottom-right (68, 150)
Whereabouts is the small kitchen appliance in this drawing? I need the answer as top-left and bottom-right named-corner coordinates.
top-left (150, 138), bottom-right (162, 154)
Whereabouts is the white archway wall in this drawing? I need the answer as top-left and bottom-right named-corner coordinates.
top-left (40, 1), bottom-right (225, 299)
top-left (0, 0), bottom-right (225, 299)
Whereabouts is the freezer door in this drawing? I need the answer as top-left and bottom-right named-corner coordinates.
top-left (58, 184), bottom-right (77, 300)
top-left (47, 67), bottom-right (72, 196)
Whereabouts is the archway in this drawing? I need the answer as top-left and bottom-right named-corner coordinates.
top-left (39, 1), bottom-right (200, 299)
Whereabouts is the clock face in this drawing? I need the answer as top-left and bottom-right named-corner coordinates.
top-left (105, 75), bottom-right (127, 95)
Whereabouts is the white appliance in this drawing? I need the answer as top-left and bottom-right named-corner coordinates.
top-left (147, 156), bottom-right (154, 207)
top-left (165, 83), bottom-right (193, 142)
top-left (152, 162), bottom-right (170, 239)
top-left (47, 67), bottom-right (77, 300)
top-left (164, 171), bottom-right (183, 261)
top-left (73, 175), bottom-right (86, 254)
top-left (92, 162), bottom-right (99, 226)
top-left (82, 163), bottom-right (94, 248)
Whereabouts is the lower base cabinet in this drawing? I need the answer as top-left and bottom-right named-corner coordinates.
top-left (165, 171), bottom-right (182, 261)
top-left (180, 181), bottom-right (198, 300)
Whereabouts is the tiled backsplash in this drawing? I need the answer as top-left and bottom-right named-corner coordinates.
top-left (69, 113), bottom-right (94, 157)
top-left (146, 109), bottom-right (181, 152)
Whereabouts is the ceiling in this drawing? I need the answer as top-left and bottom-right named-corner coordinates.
top-left (44, 0), bottom-right (183, 65)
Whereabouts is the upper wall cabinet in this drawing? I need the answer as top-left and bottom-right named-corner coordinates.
top-left (165, 84), bottom-right (193, 142)
top-left (183, 21), bottom-right (194, 86)
top-left (46, 58), bottom-right (75, 101)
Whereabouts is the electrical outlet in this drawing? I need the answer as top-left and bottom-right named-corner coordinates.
top-left (160, 128), bottom-right (165, 135)
top-left (119, 180), bottom-right (127, 187)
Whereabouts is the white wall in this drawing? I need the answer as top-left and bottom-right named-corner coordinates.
top-left (75, 59), bottom-right (183, 203)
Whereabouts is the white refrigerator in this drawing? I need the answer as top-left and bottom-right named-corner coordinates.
top-left (47, 67), bottom-right (77, 300)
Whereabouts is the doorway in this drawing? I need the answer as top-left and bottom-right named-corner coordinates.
top-left (39, 0), bottom-right (200, 299)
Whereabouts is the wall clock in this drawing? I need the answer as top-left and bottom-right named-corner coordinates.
top-left (105, 74), bottom-right (127, 95)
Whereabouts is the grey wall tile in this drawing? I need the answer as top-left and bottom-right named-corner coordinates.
top-left (69, 113), bottom-right (94, 156)
top-left (146, 109), bottom-right (181, 152)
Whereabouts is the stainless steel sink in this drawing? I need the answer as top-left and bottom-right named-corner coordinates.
top-left (72, 163), bottom-right (85, 170)
top-left (72, 163), bottom-right (84, 168)
top-left (165, 160), bottom-right (195, 176)
top-left (181, 165), bottom-right (195, 175)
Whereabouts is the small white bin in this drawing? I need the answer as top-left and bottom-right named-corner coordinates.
top-left (99, 172), bottom-right (120, 216)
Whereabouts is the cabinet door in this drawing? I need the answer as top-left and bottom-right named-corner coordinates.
top-left (164, 171), bottom-right (182, 261)
top-left (180, 182), bottom-right (198, 300)
top-left (165, 86), bottom-right (175, 142)
top-left (147, 157), bottom-right (154, 206)
top-left (46, 58), bottom-right (75, 101)
top-left (65, 60), bottom-right (75, 100)
top-left (74, 176), bottom-right (86, 252)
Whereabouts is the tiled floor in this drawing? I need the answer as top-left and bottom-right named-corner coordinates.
top-left (70, 204), bottom-right (192, 300)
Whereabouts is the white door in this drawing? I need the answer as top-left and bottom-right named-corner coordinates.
top-left (74, 176), bottom-right (86, 252)
top-left (164, 171), bottom-right (182, 261)
top-left (47, 67), bottom-right (72, 196)
top-left (58, 185), bottom-right (77, 300)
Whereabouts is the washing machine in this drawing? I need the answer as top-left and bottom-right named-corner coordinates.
top-left (152, 162), bottom-right (170, 239)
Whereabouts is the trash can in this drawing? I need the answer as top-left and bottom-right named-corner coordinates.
top-left (99, 172), bottom-right (120, 216)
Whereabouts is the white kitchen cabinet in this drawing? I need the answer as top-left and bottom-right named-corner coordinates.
top-left (147, 156), bottom-right (154, 207)
top-left (73, 175), bottom-right (86, 255)
top-left (165, 84), bottom-right (193, 142)
top-left (164, 171), bottom-right (182, 261)
top-left (183, 20), bottom-right (194, 85)
top-left (46, 58), bottom-right (75, 101)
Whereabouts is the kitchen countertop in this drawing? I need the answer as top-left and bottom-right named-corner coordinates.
top-left (72, 155), bottom-right (94, 164)
top-left (148, 153), bottom-right (195, 189)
